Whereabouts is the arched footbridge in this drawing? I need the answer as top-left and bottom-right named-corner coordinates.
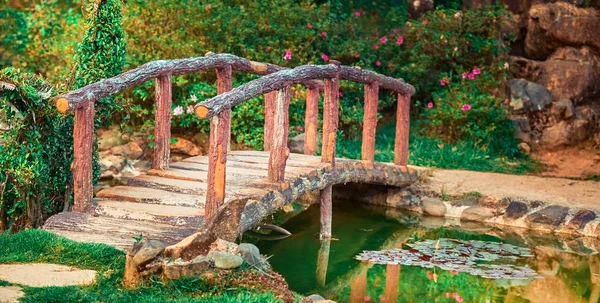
top-left (43, 53), bottom-right (417, 249)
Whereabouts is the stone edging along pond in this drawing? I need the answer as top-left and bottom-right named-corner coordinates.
top-left (333, 182), bottom-right (600, 240)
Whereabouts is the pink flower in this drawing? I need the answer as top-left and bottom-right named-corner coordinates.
top-left (266, 46), bottom-right (271, 52)
top-left (427, 102), bottom-right (433, 108)
top-left (173, 106), bottom-right (184, 116)
top-left (355, 53), bottom-right (361, 58)
top-left (504, 62), bottom-right (509, 69)
top-left (468, 73), bottom-right (475, 80)
top-left (186, 106), bottom-right (194, 114)
top-left (354, 11), bottom-right (361, 17)
top-left (453, 47), bottom-right (458, 52)
top-left (454, 12), bottom-right (460, 18)
top-left (375, 60), bottom-right (381, 67)
top-left (450, 269), bottom-right (458, 275)
top-left (396, 36), bottom-right (404, 45)
top-left (306, 23), bottom-right (312, 29)
top-left (462, 104), bottom-right (471, 111)
top-left (338, 91), bottom-right (343, 97)
top-left (296, 126), bottom-right (303, 132)
top-left (205, 4), bottom-right (211, 10)
top-left (191, 94), bottom-right (197, 102)
top-left (473, 68), bottom-right (481, 75)
top-left (373, 44), bottom-right (379, 50)
top-left (364, 296), bottom-right (371, 302)
top-left (426, 271), bottom-right (434, 280)
top-left (321, 31), bottom-right (327, 37)
top-left (453, 293), bottom-right (459, 298)
top-left (423, 19), bottom-right (429, 25)
top-left (440, 79), bottom-right (448, 86)
top-left (321, 54), bottom-right (329, 61)
top-left (380, 37), bottom-right (388, 43)
top-left (446, 293), bottom-right (451, 299)
top-left (284, 51), bottom-right (292, 60)
top-left (456, 297), bottom-right (463, 303)
top-left (462, 72), bottom-right (467, 79)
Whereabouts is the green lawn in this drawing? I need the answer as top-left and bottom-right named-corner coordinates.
top-left (0, 229), bottom-right (286, 303)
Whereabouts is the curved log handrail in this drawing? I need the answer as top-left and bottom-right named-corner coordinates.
top-left (54, 53), bottom-right (324, 113)
top-left (194, 63), bottom-right (415, 119)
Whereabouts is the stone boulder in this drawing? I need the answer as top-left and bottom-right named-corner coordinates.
top-left (209, 238), bottom-right (239, 255)
top-left (170, 137), bottom-right (202, 156)
top-left (421, 197), bottom-right (447, 217)
top-left (207, 251), bottom-right (243, 269)
top-left (239, 243), bottom-right (268, 271)
top-left (288, 132), bottom-right (322, 154)
top-left (110, 142), bottom-right (144, 159)
top-left (131, 239), bottom-right (166, 267)
top-left (462, 206), bottom-right (495, 222)
top-left (540, 118), bottom-right (592, 149)
top-left (509, 79), bottom-right (552, 113)
top-left (163, 256), bottom-right (212, 280)
top-left (408, 0), bottom-right (434, 19)
top-left (511, 117), bottom-right (532, 143)
top-left (550, 99), bottom-right (577, 121)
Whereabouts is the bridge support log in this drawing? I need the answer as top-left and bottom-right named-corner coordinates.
top-left (152, 75), bottom-right (172, 170)
top-left (304, 87), bottom-right (320, 155)
top-left (394, 93), bottom-right (411, 166)
top-left (362, 82), bottom-right (379, 166)
top-left (205, 66), bottom-right (232, 217)
top-left (263, 91), bottom-right (277, 151)
top-left (72, 102), bottom-right (94, 212)
top-left (268, 86), bottom-right (291, 183)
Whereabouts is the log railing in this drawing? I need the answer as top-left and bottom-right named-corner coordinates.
top-left (54, 53), bottom-right (415, 232)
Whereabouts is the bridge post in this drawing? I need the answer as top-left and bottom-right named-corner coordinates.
top-left (394, 93), bottom-right (411, 166)
top-left (362, 82), bottom-right (379, 166)
top-left (152, 74), bottom-right (172, 170)
top-left (320, 60), bottom-right (340, 239)
top-left (263, 91), bottom-right (277, 151)
top-left (205, 66), bottom-right (232, 217)
top-left (268, 86), bottom-right (291, 182)
top-left (304, 86), bottom-right (320, 155)
top-left (72, 102), bottom-right (94, 212)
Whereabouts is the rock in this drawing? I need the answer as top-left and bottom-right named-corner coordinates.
top-left (421, 197), bottom-right (447, 217)
top-left (526, 205), bottom-right (569, 228)
top-left (99, 155), bottom-right (126, 174)
top-left (98, 126), bottom-right (125, 151)
top-left (0, 286), bottom-right (24, 303)
top-left (170, 137), bottom-right (202, 156)
top-left (386, 188), bottom-right (422, 212)
top-left (568, 209), bottom-right (596, 230)
top-left (110, 142), bottom-right (143, 159)
top-left (550, 99), bottom-right (577, 121)
top-left (518, 142), bottom-right (531, 154)
top-left (512, 117), bottom-right (531, 143)
top-left (288, 132), bottom-right (322, 154)
top-left (408, 0), bottom-right (434, 19)
top-left (305, 294), bottom-right (337, 303)
top-left (239, 243), bottom-right (268, 271)
top-left (193, 132), bottom-right (210, 151)
top-left (163, 257), bottom-right (212, 280)
top-left (540, 119), bottom-right (592, 149)
top-left (505, 201), bottom-right (529, 219)
top-left (132, 239), bottom-right (166, 267)
top-left (449, 196), bottom-right (478, 207)
top-left (209, 238), bottom-right (239, 255)
top-left (207, 251), bottom-right (243, 269)
top-left (0, 263), bottom-right (96, 287)
top-left (509, 79), bottom-right (552, 113)
top-left (306, 294), bottom-right (326, 301)
top-left (461, 206), bottom-right (495, 221)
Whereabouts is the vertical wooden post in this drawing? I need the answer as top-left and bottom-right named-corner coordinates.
top-left (394, 93), bottom-right (410, 166)
top-left (362, 82), bottom-right (379, 166)
top-left (350, 268), bottom-right (368, 303)
top-left (268, 86), bottom-right (291, 183)
top-left (383, 264), bottom-right (401, 303)
top-left (304, 86), bottom-right (320, 155)
top-left (152, 75), bottom-right (172, 170)
top-left (320, 61), bottom-right (340, 240)
top-left (72, 102), bottom-right (94, 212)
top-left (205, 66), bottom-right (232, 217)
top-left (316, 239), bottom-right (331, 287)
top-left (263, 91), bottom-right (277, 151)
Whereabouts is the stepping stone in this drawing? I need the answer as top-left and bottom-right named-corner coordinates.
top-left (0, 286), bottom-right (23, 303)
top-left (0, 263), bottom-right (96, 287)
top-left (96, 186), bottom-right (200, 207)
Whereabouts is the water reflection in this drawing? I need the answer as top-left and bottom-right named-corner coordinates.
top-left (251, 202), bottom-right (600, 303)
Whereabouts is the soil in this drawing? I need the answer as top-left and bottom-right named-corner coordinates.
top-left (0, 263), bottom-right (96, 287)
top-left (532, 144), bottom-right (600, 180)
top-left (204, 269), bottom-right (296, 303)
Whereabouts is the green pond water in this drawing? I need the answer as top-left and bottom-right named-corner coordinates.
top-left (249, 202), bottom-right (600, 303)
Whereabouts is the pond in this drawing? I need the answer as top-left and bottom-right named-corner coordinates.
top-left (248, 201), bottom-right (600, 303)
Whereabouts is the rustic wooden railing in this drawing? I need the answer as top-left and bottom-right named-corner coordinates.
top-left (54, 53), bottom-right (415, 237)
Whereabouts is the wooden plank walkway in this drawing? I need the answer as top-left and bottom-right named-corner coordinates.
top-left (44, 151), bottom-right (417, 250)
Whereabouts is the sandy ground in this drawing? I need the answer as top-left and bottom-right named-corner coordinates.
top-left (0, 263), bottom-right (96, 287)
top-left (0, 286), bottom-right (24, 303)
top-left (420, 168), bottom-right (600, 211)
top-left (533, 145), bottom-right (600, 179)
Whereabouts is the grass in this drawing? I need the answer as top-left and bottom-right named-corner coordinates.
top-left (337, 122), bottom-right (539, 175)
top-left (0, 229), bottom-right (285, 303)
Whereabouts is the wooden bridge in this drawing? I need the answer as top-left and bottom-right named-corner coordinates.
top-left (43, 53), bottom-right (417, 249)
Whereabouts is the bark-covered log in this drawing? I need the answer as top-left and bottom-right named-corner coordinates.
top-left (152, 75), bottom-right (172, 170)
top-left (55, 53), bottom-right (323, 113)
top-left (205, 66), bottom-right (232, 217)
top-left (394, 94), bottom-right (411, 166)
top-left (362, 82), bottom-right (379, 165)
top-left (195, 64), bottom-right (339, 120)
top-left (340, 65), bottom-right (415, 96)
top-left (304, 87), bottom-right (320, 155)
top-left (72, 103), bottom-right (94, 212)
top-left (319, 185), bottom-right (333, 239)
top-left (321, 62), bottom-right (340, 165)
top-left (263, 91), bottom-right (277, 151)
top-left (268, 86), bottom-right (291, 183)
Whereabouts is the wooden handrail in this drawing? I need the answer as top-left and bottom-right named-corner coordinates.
top-left (54, 53), bottom-right (324, 113)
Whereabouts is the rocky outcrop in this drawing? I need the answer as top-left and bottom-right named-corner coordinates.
top-left (509, 78), bottom-right (552, 113)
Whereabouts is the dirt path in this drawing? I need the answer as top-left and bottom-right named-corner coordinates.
top-left (0, 263), bottom-right (96, 287)
top-left (420, 168), bottom-right (600, 211)
top-left (533, 145), bottom-right (600, 179)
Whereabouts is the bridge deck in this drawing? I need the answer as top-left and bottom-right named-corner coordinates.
top-left (44, 150), bottom-right (417, 250)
